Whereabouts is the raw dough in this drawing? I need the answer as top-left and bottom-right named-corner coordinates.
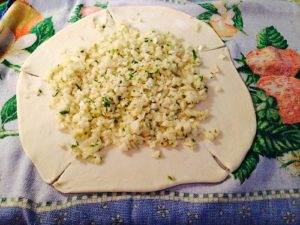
top-left (17, 6), bottom-right (256, 193)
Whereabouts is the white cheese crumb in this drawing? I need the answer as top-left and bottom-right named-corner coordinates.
top-left (210, 64), bottom-right (220, 74)
top-left (59, 144), bottom-right (68, 150)
top-left (152, 150), bottom-right (161, 159)
top-left (218, 53), bottom-right (226, 60)
top-left (198, 45), bottom-right (204, 52)
top-left (119, 143), bottom-right (129, 152)
top-left (49, 24), bottom-right (210, 163)
top-left (94, 155), bottom-right (104, 164)
top-left (208, 73), bottom-right (215, 79)
top-left (183, 138), bottom-right (197, 149)
top-left (215, 86), bottom-right (223, 92)
top-left (205, 129), bottom-right (221, 141)
top-left (167, 175), bottom-right (176, 181)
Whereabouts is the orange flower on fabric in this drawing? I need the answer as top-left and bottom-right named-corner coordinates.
top-left (209, 2), bottom-right (238, 37)
top-left (0, 33), bottom-right (37, 66)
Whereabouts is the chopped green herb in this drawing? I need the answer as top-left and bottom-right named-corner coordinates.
top-left (144, 38), bottom-right (149, 42)
top-left (91, 141), bottom-right (99, 147)
top-left (192, 49), bottom-right (197, 60)
top-left (75, 84), bottom-right (82, 91)
top-left (52, 90), bottom-right (59, 97)
top-left (132, 60), bottom-right (138, 64)
top-left (80, 50), bottom-right (84, 53)
top-left (154, 67), bottom-right (160, 73)
top-left (71, 143), bottom-right (78, 148)
top-left (103, 97), bottom-right (110, 108)
top-left (204, 85), bottom-right (208, 93)
top-left (147, 72), bottom-right (154, 79)
top-left (167, 175), bottom-right (176, 181)
top-left (102, 25), bottom-right (106, 29)
top-left (37, 89), bottom-right (43, 96)
top-left (60, 110), bottom-right (70, 115)
top-left (129, 71), bottom-right (136, 80)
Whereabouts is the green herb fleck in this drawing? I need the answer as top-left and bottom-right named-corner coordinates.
top-left (192, 49), bottom-right (197, 60)
top-left (103, 97), bottom-right (110, 108)
top-left (60, 110), bottom-right (70, 115)
top-left (91, 141), bottom-right (99, 147)
top-left (132, 60), bottom-right (138, 64)
top-left (52, 90), bottom-right (59, 97)
top-left (71, 143), bottom-right (78, 148)
top-left (167, 175), bottom-right (176, 181)
top-left (129, 71), bottom-right (137, 80)
top-left (75, 84), bottom-right (82, 91)
top-left (204, 85), bottom-right (208, 93)
top-left (37, 89), bottom-right (43, 96)
top-left (147, 72), bottom-right (154, 79)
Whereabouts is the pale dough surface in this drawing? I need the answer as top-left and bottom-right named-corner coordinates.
top-left (17, 7), bottom-right (256, 193)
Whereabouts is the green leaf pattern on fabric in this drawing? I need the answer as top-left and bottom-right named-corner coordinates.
top-left (257, 124), bottom-right (300, 158)
top-left (0, 1), bottom-right (7, 12)
top-left (197, 2), bottom-right (245, 37)
top-left (68, 4), bottom-right (84, 23)
top-left (256, 26), bottom-right (288, 49)
top-left (0, 95), bottom-right (18, 139)
top-left (1, 60), bottom-right (21, 73)
top-left (235, 54), bottom-right (259, 87)
top-left (26, 17), bottom-right (55, 53)
top-left (233, 150), bottom-right (260, 183)
top-left (198, 3), bottom-right (218, 13)
top-left (196, 11), bottom-right (214, 21)
top-left (234, 25), bottom-right (300, 182)
top-left (69, 2), bottom-right (108, 23)
top-left (231, 5), bottom-right (245, 33)
top-left (94, 2), bottom-right (108, 9)
top-left (1, 95), bottom-right (17, 127)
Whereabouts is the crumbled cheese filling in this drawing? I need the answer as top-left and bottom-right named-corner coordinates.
top-left (205, 129), bottom-right (221, 141)
top-left (48, 24), bottom-right (210, 163)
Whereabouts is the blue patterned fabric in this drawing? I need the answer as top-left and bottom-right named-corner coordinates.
top-left (0, 197), bottom-right (299, 225)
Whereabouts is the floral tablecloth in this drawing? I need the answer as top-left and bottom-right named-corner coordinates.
top-left (0, 0), bottom-right (299, 224)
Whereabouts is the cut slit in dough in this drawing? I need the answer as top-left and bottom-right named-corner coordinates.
top-left (17, 6), bottom-right (256, 193)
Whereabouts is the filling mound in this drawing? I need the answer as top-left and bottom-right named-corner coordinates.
top-left (48, 24), bottom-right (209, 163)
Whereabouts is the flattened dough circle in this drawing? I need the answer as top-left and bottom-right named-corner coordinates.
top-left (17, 7), bottom-right (256, 193)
